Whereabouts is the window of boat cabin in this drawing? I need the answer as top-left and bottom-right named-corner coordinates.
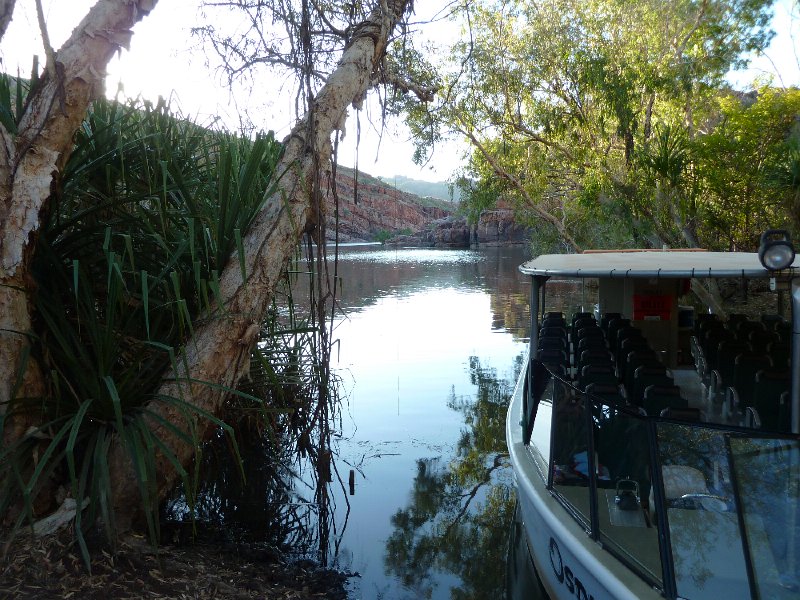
top-left (728, 436), bottom-right (800, 600)
top-left (655, 422), bottom-right (750, 599)
top-left (527, 373), bottom-right (553, 480)
top-left (593, 406), bottom-right (663, 586)
top-left (551, 377), bottom-right (592, 527)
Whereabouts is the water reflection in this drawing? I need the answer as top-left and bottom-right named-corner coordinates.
top-left (383, 356), bottom-right (521, 599)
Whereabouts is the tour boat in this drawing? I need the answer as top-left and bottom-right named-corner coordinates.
top-left (507, 233), bottom-right (800, 599)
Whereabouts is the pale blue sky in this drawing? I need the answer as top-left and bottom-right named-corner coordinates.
top-left (2, 0), bottom-right (798, 182)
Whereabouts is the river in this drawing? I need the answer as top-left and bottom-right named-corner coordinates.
top-left (327, 245), bottom-right (531, 598)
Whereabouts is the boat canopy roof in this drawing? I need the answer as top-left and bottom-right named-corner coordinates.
top-left (519, 250), bottom-right (800, 279)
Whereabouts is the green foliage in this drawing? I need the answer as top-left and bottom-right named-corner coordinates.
top-left (400, 0), bottom-right (782, 252)
top-left (0, 94), bottom-right (286, 557)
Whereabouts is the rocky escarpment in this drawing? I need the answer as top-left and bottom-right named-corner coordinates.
top-left (326, 168), bottom-right (454, 242)
top-left (326, 167), bottom-right (529, 246)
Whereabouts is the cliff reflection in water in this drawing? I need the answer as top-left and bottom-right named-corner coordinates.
top-left (383, 355), bottom-right (523, 598)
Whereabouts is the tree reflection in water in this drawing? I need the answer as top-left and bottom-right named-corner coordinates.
top-left (384, 354), bottom-right (524, 599)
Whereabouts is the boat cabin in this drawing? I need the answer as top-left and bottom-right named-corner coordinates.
top-left (508, 245), bottom-right (800, 600)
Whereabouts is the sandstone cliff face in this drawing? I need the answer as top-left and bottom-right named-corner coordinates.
top-left (327, 168), bottom-right (529, 246)
top-left (327, 170), bottom-right (453, 241)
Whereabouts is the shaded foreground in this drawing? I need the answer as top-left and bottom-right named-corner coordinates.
top-left (1, 528), bottom-right (348, 599)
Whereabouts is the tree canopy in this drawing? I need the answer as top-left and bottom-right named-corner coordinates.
top-left (400, 0), bottom-right (796, 253)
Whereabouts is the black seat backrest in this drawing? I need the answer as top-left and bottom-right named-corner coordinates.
top-left (633, 367), bottom-right (673, 405)
top-left (776, 322), bottom-right (792, 343)
top-left (643, 385), bottom-right (685, 416)
top-left (539, 326), bottom-right (567, 340)
top-left (542, 316), bottom-right (567, 330)
top-left (736, 320), bottom-right (765, 343)
top-left (760, 314), bottom-right (785, 332)
top-left (768, 340), bottom-right (791, 369)
top-left (578, 349), bottom-right (614, 372)
top-left (613, 326), bottom-right (642, 355)
top-left (600, 312), bottom-right (622, 333)
top-left (694, 313), bottom-right (720, 336)
top-left (579, 365), bottom-right (617, 391)
top-left (617, 337), bottom-right (650, 376)
top-left (607, 318), bottom-right (632, 350)
top-left (733, 353), bottom-right (773, 406)
top-left (748, 329), bottom-right (779, 354)
top-left (585, 383), bottom-right (625, 407)
top-left (703, 328), bottom-right (735, 370)
top-left (545, 311), bottom-right (565, 320)
top-left (753, 369), bottom-right (791, 431)
top-left (538, 336), bottom-right (568, 352)
top-left (716, 340), bottom-right (751, 386)
top-left (537, 348), bottom-right (569, 369)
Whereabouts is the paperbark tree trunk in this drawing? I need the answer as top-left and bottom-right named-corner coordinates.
top-left (108, 0), bottom-right (411, 530)
top-left (0, 0), bottom-right (159, 438)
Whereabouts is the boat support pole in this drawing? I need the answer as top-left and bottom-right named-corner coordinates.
top-left (791, 277), bottom-right (800, 435)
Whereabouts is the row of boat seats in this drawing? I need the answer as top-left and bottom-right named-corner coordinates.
top-left (690, 313), bottom-right (792, 430)
top-left (694, 313), bottom-right (791, 369)
top-left (538, 312), bottom-right (690, 417)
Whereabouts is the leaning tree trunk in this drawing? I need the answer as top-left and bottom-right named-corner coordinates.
top-left (108, 0), bottom-right (411, 530)
top-left (0, 0), bottom-right (159, 439)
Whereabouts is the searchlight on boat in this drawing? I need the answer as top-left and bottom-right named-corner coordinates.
top-left (758, 229), bottom-right (795, 271)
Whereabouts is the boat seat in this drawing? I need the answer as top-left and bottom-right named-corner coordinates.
top-left (732, 353), bottom-right (773, 407)
top-left (573, 317), bottom-right (597, 333)
top-left (579, 365), bottom-right (618, 390)
top-left (752, 369), bottom-right (791, 431)
top-left (633, 368), bottom-right (674, 406)
top-left (643, 384), bottom-right (685, 416)
top-left (585, 383), bottom-right (624, 406)
top-left (539, 326), bottom-right (567, 340)
top-left (735, 320), bottom-right (765, 342)
top-left (760, 313), bottom-right (785, 331)
top-left (538, 336), bottom-right (568, 352)
top-left (617, 337), bottom-right (650, 375)
top-left (703, 328), bottom-right (735, 370)
top-left (715, 340), bottom-right (751, 386)
top-left (767, 340), bottom-right (791, 369)
top-left (623, 350), bottom-right (661, 394)
top-left (694, 313), bottom-right (720, 336)
top-left (545, 311), bottom-right (565, 320)
top-left (600, 312), bottom-right (622, 333)
top-left (607, 318), bottom-right (632, 351)
top-left (541, 316), bottom-right (567, 329)
top-left (612, 326), bottom-right (642, 357)
top-left (748, 329), bottom-right (779, 354)
top-left (537, 348), bottom-right (569, 369)
top-left (775, 321), bottom-right (791, 343)
top-left (578, 349), bottom-right (614, 372)
top-left (575, 336), bottom-right (607, 365)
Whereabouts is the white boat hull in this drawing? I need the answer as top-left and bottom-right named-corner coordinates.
top-left (507, 363), bottom-right (660, 600)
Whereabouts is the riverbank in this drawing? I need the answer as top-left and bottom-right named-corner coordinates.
top-left (1, 528), bottom-right (348, 599)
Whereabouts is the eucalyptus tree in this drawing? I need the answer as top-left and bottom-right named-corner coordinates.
top-left (406, 0), bottom-right (776, 252)
top-left (0, 0), bottom-right (422, 541)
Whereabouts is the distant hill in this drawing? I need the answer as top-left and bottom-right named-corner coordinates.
top-left (380, 175), bottom-right (461, 203)
top-left (335, 166), bottom-right (460, 203)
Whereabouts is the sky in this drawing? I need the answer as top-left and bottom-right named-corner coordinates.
top-left (1, 0), bottom-right (799, 182)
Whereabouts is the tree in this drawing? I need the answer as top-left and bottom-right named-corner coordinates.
top-left (1, 0), bottom-right (418, 539)
top-left (401, 0), bottom-right (776, 252)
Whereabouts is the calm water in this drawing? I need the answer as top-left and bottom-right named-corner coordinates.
top-left (327, 245), bottom-right (531, 598)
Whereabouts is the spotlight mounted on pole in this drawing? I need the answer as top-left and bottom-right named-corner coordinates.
top-left (758, 229), bottom-right (795, 271)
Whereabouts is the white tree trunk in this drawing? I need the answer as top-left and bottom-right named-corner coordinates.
top-left (108, 0), bottom-right (411, 528)
top-left (0, 0), bottom-right (159, 433)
